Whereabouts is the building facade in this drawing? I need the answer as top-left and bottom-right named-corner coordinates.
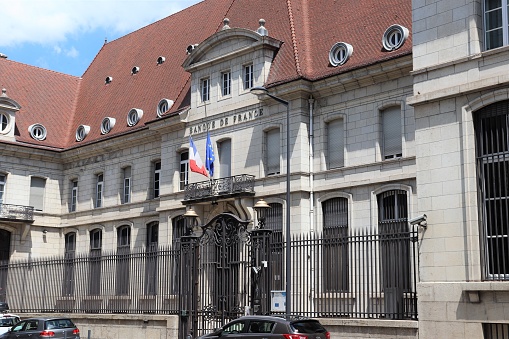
top-left (0, 0), bottom-right (508, 338)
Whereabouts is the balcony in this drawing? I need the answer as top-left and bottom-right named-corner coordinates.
top-left (0, 203), bottom-right (34, 222)
top-left (183, 174), bottom-right (255, 204)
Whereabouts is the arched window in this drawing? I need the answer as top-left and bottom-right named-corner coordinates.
top-left (266, 203), bottom-right (283, 290)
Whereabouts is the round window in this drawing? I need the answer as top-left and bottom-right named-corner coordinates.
top-left (101, 117), bottom-right (116, 134)
top-left (382, 25), bottom-right (409, 51)
top-left (28, 124), bottom-right (47, 141)
top-left (76, 125), bottom-right (90, 142)
top-left (157, 99), bottom-right (174, 117)
top-left (127, 108), bottom-right (143, 127)
top-left (329, 42), bottom-right (353, 67)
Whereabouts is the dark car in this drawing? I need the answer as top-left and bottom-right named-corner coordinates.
top-left (0, 302), bottom-right (8, 313)
top-left (197, 315), bottom-right (330, 339)
top-left (0, 317), bottom-right (80, 339)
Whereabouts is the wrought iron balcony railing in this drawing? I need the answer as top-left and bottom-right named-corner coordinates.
top-left (0, 203), bottom-right (34, 221)
top-left (184, 174), bottom-right (255, 202)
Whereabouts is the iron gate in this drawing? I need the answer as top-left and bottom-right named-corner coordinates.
top-left (178, 213), bottom-right (272, 339)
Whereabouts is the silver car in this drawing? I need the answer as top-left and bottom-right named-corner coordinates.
top-left (0, 317), bottom-right (80, 339)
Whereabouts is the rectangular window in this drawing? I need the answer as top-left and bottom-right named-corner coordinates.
top-left (327, 119), bottom-right (345, 169)
top-left (70, 180), bottom-right (78, 212)
top-left (484, 0), bottom-right (508, 50)
top-left (123, 167), bottom-right (131, 204)
top-left (145, 221), bottom-right (159, 295)
top-left (29, 177), bottom-right (45, 211)
top-left (222, 71), bottom-right (231, 96)
top-left (154, 161), bottom-right (161, 198)
top-left (95, 174), bottom-right (104, 208)
top-left (382, 107), bottom-right (402, 159)
top-left (243, 64), bottom-right (254, 90)
top-left (180, 152), bottom-right (189, 191)
top-left (0, 174), bottom-right (5, 204)
top-left (266, 129), bottom-right (280, 175)
top-left (201, 77), bottom-right (210, 102)
top-left (218, 139), bottom-right (231, 177)
top-left (266, 203), bottom-right (284, 291)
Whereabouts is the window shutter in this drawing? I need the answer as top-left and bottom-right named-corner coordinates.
top-left (219, 139), bottom-right (231, 177)
top-left (30, 177), bottom-right (46, 211)
top-left (267, 129), bottom-right (280, 175)
top-left (328, 119), bottom-right (344, 169)
top-left (383, 107), bottom-right (402, 159)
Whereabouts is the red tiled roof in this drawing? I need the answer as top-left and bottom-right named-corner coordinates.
top-left (0, 58), bottom-right (80, 149)
top-left (0, 0), bottom-right (412, 149)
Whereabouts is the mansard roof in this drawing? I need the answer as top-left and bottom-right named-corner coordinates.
top-left (0, 0), bottom-right (412, 150)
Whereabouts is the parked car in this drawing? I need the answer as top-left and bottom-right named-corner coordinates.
top-left (0, 317), bottom-right (80, 339)
top-left (0, 314), bottom-right (21, 336)
top-left (197, 315), bottom-right (330, 339)
top-left (0, 302), bottom-right (8, 313)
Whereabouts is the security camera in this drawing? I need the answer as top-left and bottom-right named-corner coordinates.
top-left (409, 214), bottom-right (427, 227)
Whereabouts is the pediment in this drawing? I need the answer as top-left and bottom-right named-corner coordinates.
top-left (183, 28), bottom-right (282, 72)
top-left (0, 89), bottom-right (21, 112)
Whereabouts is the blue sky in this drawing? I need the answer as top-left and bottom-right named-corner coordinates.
top-left (1, 0), bottom-right (202, 77)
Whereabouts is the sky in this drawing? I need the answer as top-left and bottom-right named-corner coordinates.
top-left (1, 0), bottom-right (202, 77)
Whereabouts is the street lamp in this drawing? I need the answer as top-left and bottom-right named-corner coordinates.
top-left (183, 207), bottom-right (199, 236)
top-left (253, 198), bottom-right (271, 229)
top-left (250, 86), bottom-right (291, 319)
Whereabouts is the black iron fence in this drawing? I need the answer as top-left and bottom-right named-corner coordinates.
top-left (1, 227), bottom-right (418, 320)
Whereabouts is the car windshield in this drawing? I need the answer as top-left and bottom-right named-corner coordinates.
top-left (290, 320), bottom-right (326, 334)
top-left (0, 318), bottom-right (15, 327)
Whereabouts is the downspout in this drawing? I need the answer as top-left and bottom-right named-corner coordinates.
top-left (308, 95), bottom-right (316, 310)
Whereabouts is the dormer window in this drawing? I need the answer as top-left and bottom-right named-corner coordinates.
top-left (329, 42), bottom-right (353, 66)
top-left (157, 99), bottom-right (174, 117)
top-left (76, 125), bottom-right (90, 142)
top-left (101, 117), bottom-right (116, 134)
top-left (131, 66), bottom-right (140, 75)
top-left (127, 108), bottom-right (143, 127)
top-left (157, 56), bottom-right (165, 64)
top-left (105, 76), bottom-right (113, 84)
top-left (0, 113), bottom-right (9, 133)
top-left (28, 123), bottom-right (47, 141)
top-left (382, 24), bottom-right (409, 51)
top-left (201, 78), bottom-right (210, 102)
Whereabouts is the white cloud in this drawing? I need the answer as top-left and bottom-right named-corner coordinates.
top-left (1, 0), bottom-right (201, 47)
top-left (66, 47), bottom-right (79, 58)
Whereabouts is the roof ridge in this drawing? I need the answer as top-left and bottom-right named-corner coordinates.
top-left (286, 0), bottom-right (302, 76)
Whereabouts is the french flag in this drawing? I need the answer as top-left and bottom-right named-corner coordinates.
top-left (189, 136), bottom-right (208, 177)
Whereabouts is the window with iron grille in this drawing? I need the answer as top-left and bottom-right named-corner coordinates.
top-left (116, 225), bottom-right (131, 295)
top-left (266, 129), bottom-right (280, 175)
top-left (29, 177), bottom-right (46, 211)
top-left (377, 189), bottom-right (410, 318)
top-left (122, 167), bottom-right (131, 204)
top-left (70, 180), bottom-right (78, 212)
top-left (95, 173), bottom-right (103, 208)
top-left (382, 107), bottom-right (402, 160)
top-left (180, 151), bottom-right (189, 191)
top-left (266, 203), bottom-right (283, 290)
top-left (0, 173), bottom-right (6, 204)
top-left (484, 0), bottom-right (509, 50)
top-left (243, 64), bottom-right (254, 90)
top-left (145, 221), bottom-right (159, 295)
top-left (0, 229), bottom-right (11, 302)
top-left (322, 197), bottom-right (349, 292)
top-left (474, 100), bottom-right (509, 279)
top-left (88, 229), bottom-right (102, 296)
top-left (327, 119), bottom-right (345, 169)
top-left (484, 323), bottom-right (509, 339)
top-left (153, 161), bottom-right (161, 198)
top-left (171, 215), bottom-right (186, 294)
top-left (62, 232), bottom-right (76, 296)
